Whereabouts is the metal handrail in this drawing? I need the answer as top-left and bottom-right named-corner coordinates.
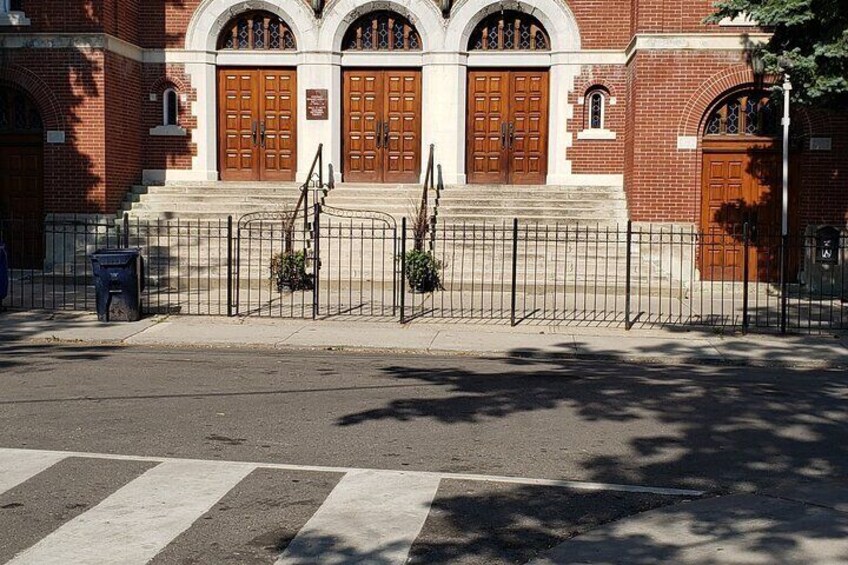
top-left (290, 144), bottom-right (324, 235)
top-left (416, 144), bottom-right (435, 251)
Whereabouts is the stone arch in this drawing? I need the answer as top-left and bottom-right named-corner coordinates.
top-left (447, 0), bottom-right (581, 52)
top-left (185, 0), bottom-right (316, 52)
top-left (319, 0), bottom-right (444, 52)
top-left (0, 64), bottom-right (64, 132)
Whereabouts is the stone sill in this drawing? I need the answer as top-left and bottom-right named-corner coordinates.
top-left (576, 129), bottom-right (617, 141)
top-left (149, 125), bottom-right (187, 137)
top-left (0, 11), bottom-right (31, 26)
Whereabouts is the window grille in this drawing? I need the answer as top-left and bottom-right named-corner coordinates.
top-left (469, 11), bottom-right (550, 51)
top-left (705, 91), bottom-right (779, 137)
top-left (342, 11), bottom-right (421, 51)
top-left (218, 11), bottom-right (296, 50)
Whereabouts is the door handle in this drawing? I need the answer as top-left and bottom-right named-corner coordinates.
top-left (508, 123), bottom-right (516, 149)
top-left (383, 121), bottom-right (390, 148)
top-left (260, 121), bottom-right (267, 148)
top-left (500, 122), bottom-right (507, 150)
top-left (252, 121), bottom-right (258, 146)
top-left (376, 121), bottom-right (383, 149)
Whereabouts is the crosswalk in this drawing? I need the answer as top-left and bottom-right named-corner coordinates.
top-left (0, 448), bottom-right (702, 564)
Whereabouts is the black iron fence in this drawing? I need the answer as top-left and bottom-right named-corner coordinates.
top-left (1, 213), bottom-right (846, 334)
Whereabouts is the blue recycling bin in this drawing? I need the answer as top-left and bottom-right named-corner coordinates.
top-left (0, 243), bottom-right (8, 303)
top-left (90, 248), bottom-right (144, 322)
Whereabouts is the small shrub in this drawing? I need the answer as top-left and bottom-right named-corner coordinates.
top-left (270, 250), bottom-right (313, 292)
top-left (405, 249), bottom-right (442, 293)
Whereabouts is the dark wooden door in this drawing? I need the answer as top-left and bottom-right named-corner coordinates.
top-left (343, 69), bottom-right (421, 183)
top-left (218, 68), bottom-right (297, 181)
top-left (700, 146), bottom-right (793, 282)
top-left (467, 70), bottom-right (549, 185)
top-left (0, 138), bottom-right (44, 268)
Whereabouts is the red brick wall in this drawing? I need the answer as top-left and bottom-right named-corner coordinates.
top-left (104, 51), bottom-right (143, 211)
top-left (1, 48), bottom-right (107, 214)
top-left (567, 65), bottom-right (627, 175)
top-left (141, 64), bottom-right (196, 171)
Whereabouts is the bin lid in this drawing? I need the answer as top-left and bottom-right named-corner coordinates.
top-left (91, 248), bottom-right (142, 266)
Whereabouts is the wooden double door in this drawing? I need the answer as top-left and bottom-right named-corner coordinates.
top-left (467, 70), bottom-right (549, 185)
top-left (700, 144), bottom-right (796, 282)
top-left (343, 69), bottom-right (422, 184)
top-left (218, 68), bottom-right (297, 181)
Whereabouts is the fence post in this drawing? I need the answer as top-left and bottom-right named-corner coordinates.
top-left (625, 220), bottom-right (633, 330)
top-left (400, 217), bottom-right (407, 324)
top-left (122, 213), bottom-right (129, 248)
top-left (510, 218), bottom-right (519, 327)
top-left (780, 233), bottom-right (789, 334)
top-left (226, 215), bottom-right (233, 317)
top-left (312, 203), bottom-right (320, 320)
top-left (742, 222), bottom-right (750, 331)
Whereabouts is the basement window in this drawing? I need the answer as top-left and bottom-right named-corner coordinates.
top-left (149, 88), bottom-right (187, 137)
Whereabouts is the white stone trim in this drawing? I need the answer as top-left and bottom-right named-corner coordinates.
top-left (340, 52), bottom-right (425, 67)
top-left (625, 33), bottom-right (770, 63)
top-left (466, 52), bottom-right (551, 67)
top-left (319, 0), bottom-right (444, 52)
top-left (446, 0), bottom-right (581, 52)
top-left (548, 173), bottom-right (624, 187)
top-left (214, 51), bottom-right (300, 67)
top-left (0, 11), bottom-right (30, 26)
top-left (577, 129), bottom-right (616, 141)
top-left (149, 125), bottom-right (187, 137)
top-left (185, 0), bottom-right (317, 52)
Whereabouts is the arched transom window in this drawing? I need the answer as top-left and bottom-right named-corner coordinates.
top-left (469, 11), bottom-right (550, 51)
top-left (0, 87), bottom-right (43, 133)
top-left (705, 91), bottom-right (779, 137)
top-left (217, 11), bottom-right (296, 50)
top-left (343, 11), bottom-right (421, 51)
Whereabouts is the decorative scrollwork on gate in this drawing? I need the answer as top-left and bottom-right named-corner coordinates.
top-left (320, 205), bottom-right (397, 229)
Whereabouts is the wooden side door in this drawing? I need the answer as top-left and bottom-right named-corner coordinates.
top-left (382, 70), bottom-right (421, 184)
top-left (508, 70), bottom-right (549, 184)
top-left (343, 70), bottom-right (384, 183)
top-left (258, 70), bottom-right (297, 181)
top-left (0, 138), bottom-right (44, 268)
top-left (218, 69), bottom-right (259, 181)
top-left (700, 152), bottom-right (748, 281)
top-left (467, 70), bottom-right (509, 185)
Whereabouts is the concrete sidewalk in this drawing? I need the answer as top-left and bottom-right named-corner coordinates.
top-left (2, 310), bottom-right (847, 368)
top-left (530, 482), bottom-right (848, 564)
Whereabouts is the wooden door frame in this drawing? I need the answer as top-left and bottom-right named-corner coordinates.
top-left (341, 68), bottom-right (423, 184)
top-left (465, 68), bottom-right (550, 185)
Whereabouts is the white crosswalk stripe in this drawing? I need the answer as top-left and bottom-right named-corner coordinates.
top-left (0, 449), bottom-right (67, 496)
top-left (277, 469), bottom-right (441, 565)
top-left (6, 459), bottom-right (255, 565)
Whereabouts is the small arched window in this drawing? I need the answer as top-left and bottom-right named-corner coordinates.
top-left (163, 88), bottom-right (178, 126)
top-left (587, 91), bottom-right (605, 130)
top-left (469, 11), bottom-right (550, 51)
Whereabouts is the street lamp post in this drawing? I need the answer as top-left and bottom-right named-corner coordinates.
top-left (779, 71), bottom-right (792, 333)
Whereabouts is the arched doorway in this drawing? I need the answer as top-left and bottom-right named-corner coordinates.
top-left (216, 10), bottom-right (298, 181)
top-left (0, 85), bottom-right (44, 267)
top-left (466, 11), bottom-right (550, 185)
top-left (699, 90), bottom-right (795, 281)
top-left (341, 11), bottom-right (423, 183)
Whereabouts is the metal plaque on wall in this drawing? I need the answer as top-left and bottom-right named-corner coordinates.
top-left (306, 89), bottom-right (329, 120)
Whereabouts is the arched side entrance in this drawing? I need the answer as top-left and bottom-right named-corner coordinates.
top-left (699, 89), bottom-right (796, 282)
top-left (0, 85), bottom-right (44, 267)
top-left (341, 11), bottom-right (424, 183)
top-left (216, 10), bottom-right (298, 181)
top-left (465, 11), bottom-right (551, 185)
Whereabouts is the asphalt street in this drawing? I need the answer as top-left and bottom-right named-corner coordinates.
top-left (1, 343), bottom-right (846, 563)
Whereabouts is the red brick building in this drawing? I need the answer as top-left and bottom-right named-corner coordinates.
top-left (0, 0), bottom-right (845, 240)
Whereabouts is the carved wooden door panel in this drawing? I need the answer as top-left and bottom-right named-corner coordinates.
top-left (509, 70), bottom-right (549, 184)
top-left (466, 70), bottom-right (549, 185)
top-left (343, 69), bottom-right (422, 183)
top-left (258, 70), bottom-right (297, 181)
top-left (218, 68), bottom-right (297, 181)
top-left (218, 69), bottom-right (258, 181)
top-left (382, 70), bottom-right (421, 184)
